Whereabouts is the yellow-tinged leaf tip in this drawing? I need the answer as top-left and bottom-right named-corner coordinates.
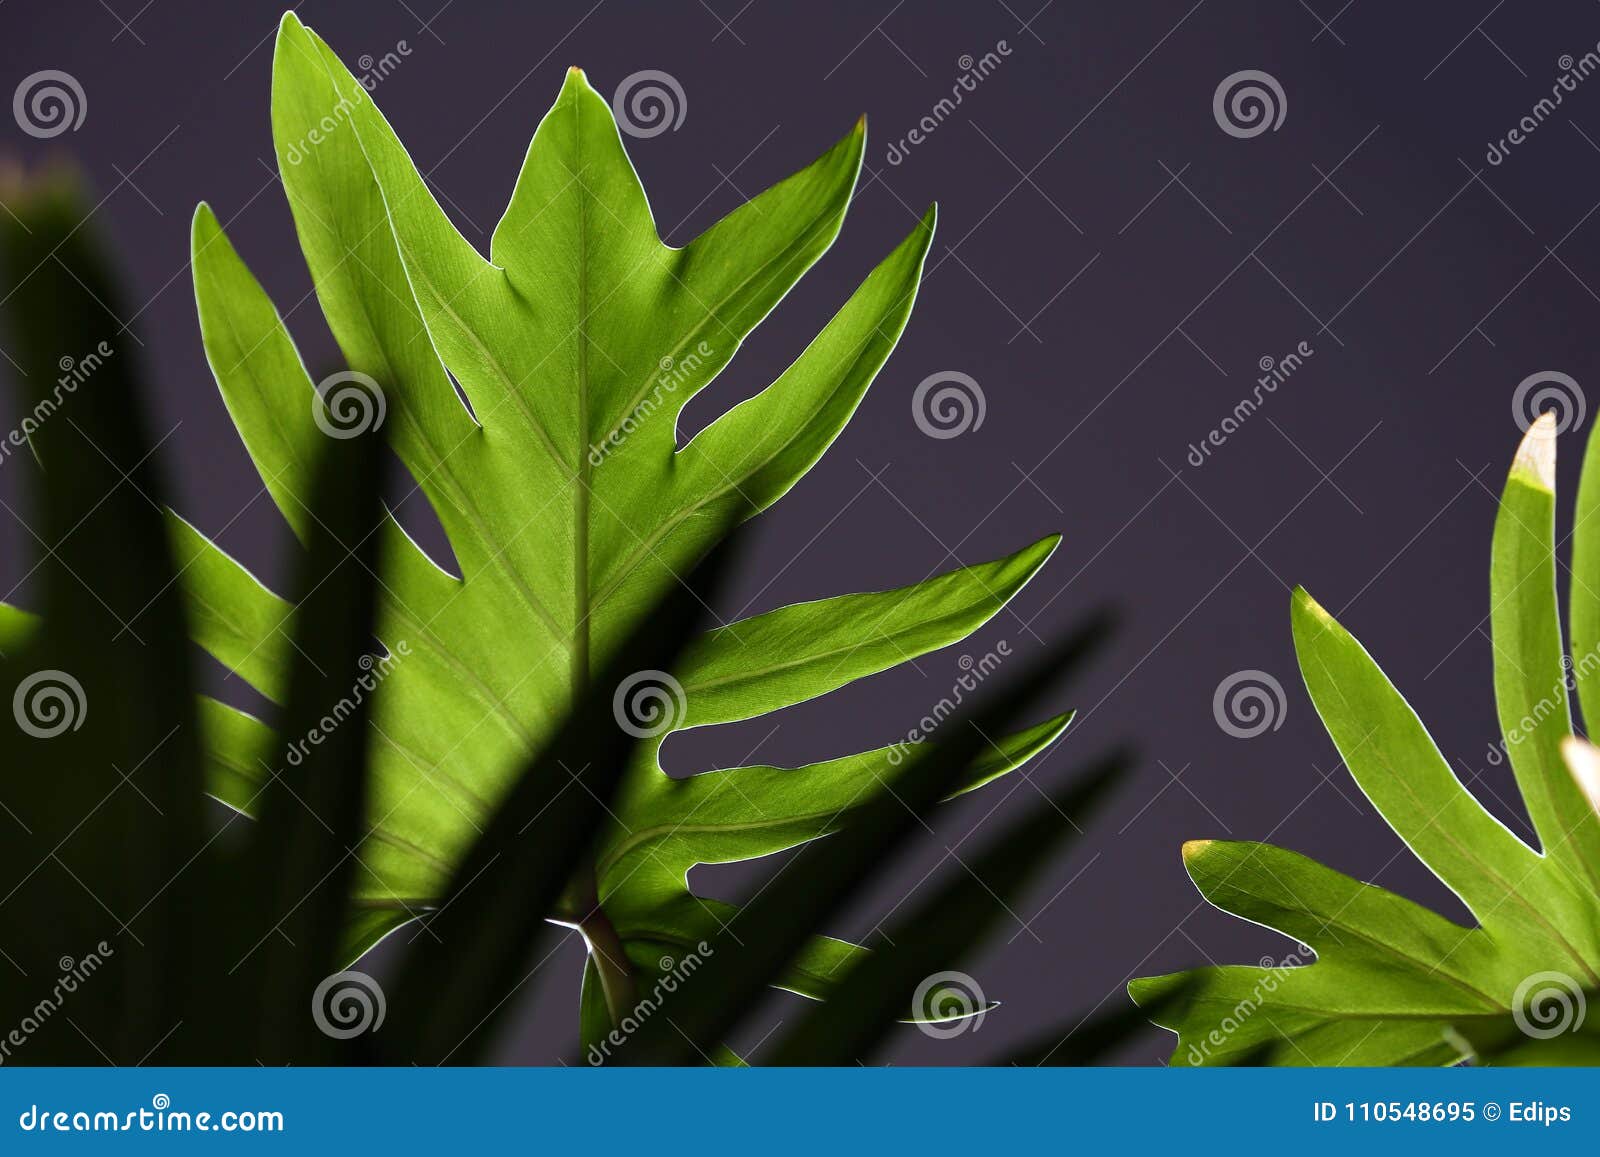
top-left (1561, 736), bottom-right (1600, 817)
top-left (1181, 839), bottom-right (1214, 861)
top-left (1291, 585), bottom-right (1331, 622)
top-left (569, 66), bottom-right (586, 78)
top-left (1512, 412), bottom-right (1558, 491)
top-left (855, 113), bottom-right (867, 134)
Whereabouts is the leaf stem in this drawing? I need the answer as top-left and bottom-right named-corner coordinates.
top-left (579, 902), bottom-right (637, 1027)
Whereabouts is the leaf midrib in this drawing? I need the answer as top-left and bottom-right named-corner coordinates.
top-left (1214, 879), bottom-right (1502, 1008)
top-left (598, 799), bottom-right (871, 882)
top-left (683, 599), bottom-right (999, 699)
top-left (572, 90), bottom-right (593, 705)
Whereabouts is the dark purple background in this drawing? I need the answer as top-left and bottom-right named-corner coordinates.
top-left (4, 0), bottom-right (1597, 1064)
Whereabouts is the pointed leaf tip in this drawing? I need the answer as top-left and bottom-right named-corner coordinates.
top-left (190, 202), bottom-right (223, 252)
top-left (1512, 413), bottom-right (1558, 491)
top-left (561, 66), bottom-right (597, 97)
top-left (1291, 585), bottom-right (1332, 624)
top-left (1561, 736), bottom-right (1600, 817)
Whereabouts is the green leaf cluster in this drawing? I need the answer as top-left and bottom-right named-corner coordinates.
top-left (1136, 413), bottom-right (1600, 1066)
top-left (163, 15), bottom-right (1076, 1040)
top-left (0, 169), bottom-right (1136, 1066)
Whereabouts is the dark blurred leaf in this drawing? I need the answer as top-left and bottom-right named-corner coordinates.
top-left (612, 615), bottom-right (1111, 1065)
top-left (768, 750), bottom-right (1125, 1064)
top-left (378, 540), bottom-right (737, 1064)
top-left (0, 167), bottom-right (204, 1062)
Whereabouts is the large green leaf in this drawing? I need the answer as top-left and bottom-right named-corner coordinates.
top-left (176, 13), bottom-right (1070, 1031)
top-left (1134, 415), bottom-right (1600, 1065)
top-left (0, 159), bottom-right (1136, 1071)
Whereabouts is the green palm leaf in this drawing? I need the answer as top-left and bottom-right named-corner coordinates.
top-left (173, 13), bottom-right (1068, 1033)
top-left (1134, 413), bottom-right (1600, 1065)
